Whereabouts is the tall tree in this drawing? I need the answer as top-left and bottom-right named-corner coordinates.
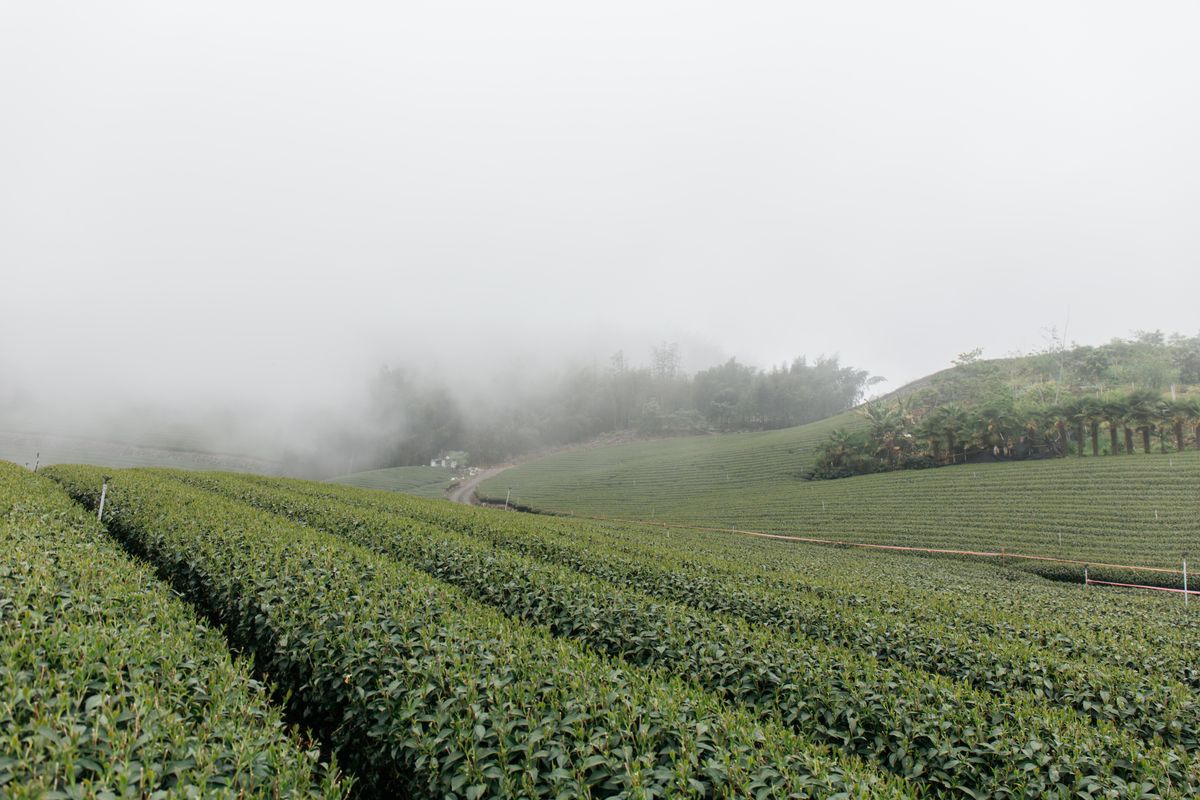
top-left (1013, 399), bottom-right (1045, 444)
top-left (861, 401), bottom-right (906, 466)
top-left (1190, 398), bottom-right (1200, 451)
top-left (1064, 398), bottom-right (1088, 457)
top-left (975, 403), bottom-right (1014, 453)
top-left (1162, 398), bottom-right (1200, 453)
top-left (935, 403), bottom-right (969, 464)
top-left (1079, 396), bottom-right (1103, 456)
top-left (1126, 389), bottom-right (1161, 455)
top-left (1101, 396), bottom-right (1126, 455)
top-left (1045, 404), bottom-right (1071, 457)
top-left (913, 413), bottom-right (943, 463)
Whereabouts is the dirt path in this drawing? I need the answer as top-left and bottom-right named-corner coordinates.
top-left (445, 429), bottom-right (672, 506)
top-left (447, 464), bottom-right (515, 505)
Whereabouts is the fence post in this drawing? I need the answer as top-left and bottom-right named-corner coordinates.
top-left (97, 476), bottom-right (111, 521)
top-left (1084, 565), bottom-right (1088, 588)
top-left (1184, 557), bottom-right (1189, 606)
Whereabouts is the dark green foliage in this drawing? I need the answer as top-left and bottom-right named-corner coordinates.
top-left (356, 352), bottom-right (876, 469)
top-left (43, 464), bottom-right (907, 799)
top-left (173, 471), bottom-right (1200, 797)
top-left (0, 461), bottom-right (347, 799)
top-left (812, 387), bottom-right (1200, 480)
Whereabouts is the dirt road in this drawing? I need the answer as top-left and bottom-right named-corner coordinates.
top-left (445, 430), bottom-right (668, 506)
top-left (447, 464), bottom-right (515, 505)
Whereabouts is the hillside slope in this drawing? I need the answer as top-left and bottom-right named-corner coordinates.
top-left (0, 430), bottom-right (282, 474)
top-left (330, 465), bottom-right (454, 497)
top-left (479, 415), bottom-right (1200, 576)
top-left (480, 410), bottom-right (858, 511)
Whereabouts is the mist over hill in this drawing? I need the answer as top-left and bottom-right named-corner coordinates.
top-left (5, 1), bottom-right (1200, 477)
top-left (6, 325), bottom-right (1197, 478)
top-left (0, 338), bottom-right (875, 475)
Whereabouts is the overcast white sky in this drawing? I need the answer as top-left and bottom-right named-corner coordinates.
top-left (3, 1), bottom-right (1199, 430)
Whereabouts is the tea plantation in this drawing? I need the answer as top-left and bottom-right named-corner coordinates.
top-left (478, 418), bottom-right (1200, 585)
top-left (0, 461), bottom-right (347, 798)
top-left (0, 459), bottom-right (1195, 796)
top-left (330, 464), bottom-right (455, 497)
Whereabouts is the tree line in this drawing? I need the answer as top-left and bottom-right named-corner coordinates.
top-left (350, 346), bottom-right (876, 470)
top-left (811, 389), bottom-right (1200, 480)
top-left (810, 331), bottom-right (1200, 480)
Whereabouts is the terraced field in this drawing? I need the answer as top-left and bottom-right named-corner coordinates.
top-left (14, 458), bottom-right (1200, 797)
top-left (42, 464), bottom-right (908, 798)
top-left (0, 461), bottom-right (346, 798)
top-left (330, 464), bottom-right (454, 497)
top-left (14, 460), bottom-right (1200, 796)
top-left (479, 419), bottom-right (1200, 581)
top-left (480, 411), bottom-right (858, 516)
top-left (0, 430), bottom-right (282, 473)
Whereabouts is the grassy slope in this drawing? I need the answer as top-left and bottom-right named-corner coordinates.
top-left (330, 465), bottom-right (454, 497)
top-left (0, 431), bottom-right (282, 473)
top-left (482, 410), bottom-right (858, 510)
top-left (480, 413), bottom-right (1200, 572)
top-left (138, 468), bottom-right (1200, 795)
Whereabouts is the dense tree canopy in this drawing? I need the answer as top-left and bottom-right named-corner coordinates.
top-left (809, 331), bottom-right (1200, 481)
top-left (349, 349), bottom-right (877, 470)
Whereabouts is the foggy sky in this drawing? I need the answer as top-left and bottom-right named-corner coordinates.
top-left (3, 2), bottom-right (1200, 438)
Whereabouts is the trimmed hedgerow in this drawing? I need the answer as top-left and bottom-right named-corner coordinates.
top-left (44, 465), bottom-right (911, 799)
top-left (0, 461), bottom-right (346, 799)
top-left (169, 469), bottom-right (1200, 798)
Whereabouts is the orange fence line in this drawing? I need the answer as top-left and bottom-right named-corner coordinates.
top-left (570, 512), bottom-right (1184, 577)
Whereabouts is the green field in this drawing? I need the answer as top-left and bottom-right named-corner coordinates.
top-left (479, 410), bottom-right (858, 515)
top-left (0, 430), bottom-right (282, 473)
top-left (0, 461), bottom-right (346, 798)
top-left (479, 416), bottom-right (1200, 578)
top-left (14, 461), bottom-right (1199, 797)
top-left (330, 464), bottom-right (454, 496)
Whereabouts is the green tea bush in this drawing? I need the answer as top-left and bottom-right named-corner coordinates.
top-left (0, 462), bottom-right (346, 799)
top-left (44, 465), bottom-right (908, 799)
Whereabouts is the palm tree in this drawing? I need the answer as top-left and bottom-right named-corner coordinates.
top-left (1163, 398), bottom-right (1198, 453)
top-left (861, 401), bottom-right (909, 467)
top-left (1126, 389), bottom-right (1162, 455)
top-left (821, 428), bottom-right (855, 468)
top-left (1101, 396), bottom-right (1126, 455)
top-left (1045, 404), bottom-right (1071, 457)
top-left (936, 403), bottom-right (969, 464)
top-left (1013, 400), bottom-right (1044, 444)
top-left (1189, 398), bottom-right (1200, 451)
top-left (976, 403), bottom-right (1014, 454)
top-left (913, 413), bottom-right (943, 463)
top-left (1080, 396), bottom-right (1103, 456)
top-left (1063, 398), bottom-right (1088, 457)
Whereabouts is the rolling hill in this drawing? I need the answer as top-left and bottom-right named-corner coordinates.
top-left (478, 411), bottom-right (1200, 581)
top-left (33, 461), bottom-right (1200, 796)
top-left (0, 430), bottom-right (283, 474)
top-left (330, 465), bottom-right (455, 497)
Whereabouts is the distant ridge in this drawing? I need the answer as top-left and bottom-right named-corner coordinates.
top-left (0, 430), bottom-right (282, 474)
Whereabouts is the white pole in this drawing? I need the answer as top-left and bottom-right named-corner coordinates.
top-left (1084, 565), bottom-right (1088, 588)
top-left (33, 452), bottom-right (39, 472)
top-left (1184, 557), bottom-right (1189, 606)
top-left (504, 488), bottom-right (511, 511)
top-left (97, 476), bottom-right (110, 521)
